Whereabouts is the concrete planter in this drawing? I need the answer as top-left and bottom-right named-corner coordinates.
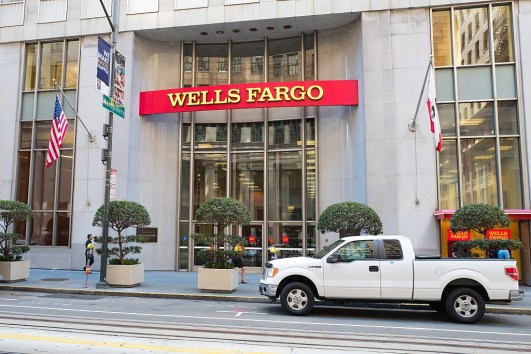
top-left (198, 267), bottom-right (238, 293)
top-left (0, 260), bottom-right (30, 282)
top-left (106, 263), bottom-right (144, 287)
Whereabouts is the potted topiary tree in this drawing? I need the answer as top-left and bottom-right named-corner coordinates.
top-left (450, 204), bottom-right (518, 258)
top-left (0, 200), bottom-right (33, 282)
top-left (193, 197), bottom-right (251, 293)
top-left (92, 200), bottom-right (151, 287)
top-left (318, 201), bottom-right (383, 238)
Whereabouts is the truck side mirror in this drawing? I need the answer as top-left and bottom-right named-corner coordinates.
top-left (327, 253), bottom-right (340, 263)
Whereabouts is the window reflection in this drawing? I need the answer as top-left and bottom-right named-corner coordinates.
top-left (454, 7), bottom-right (490, 66)
top-left (498, 101), bottom-right (518, 135)
top-left (194, 123), bottom-right (227, 150)
top-left (268, 151), bottom-right (302, 221)
top-left (231, 122), bottom-right (263, 150)
top-left (438, 103), bottom-right (456, 137)
top-left (65, 40), bottom-right (79, 88)
top-left (39, 42), bottom-right (64, 89)
top-left (24, 44), bottom-right (37, 91)
top-left (231, 153), bottom-right (264, 220)
top-left (268, 119), bottom-right (302, 149)
top-left (461, 138), bottom-right (498, 205)
top-left (196, 43), bottom-right (228, 86)
top-left (492, 5), bottom-right (513, 63)
top-left (306, 150), bottom-right (316, 220)
top-left (30, 212), bottom-right (54, 246)
top-left (56, 212), bottom-right (70, 246)
top-left (232, 41), bottom-right (264, 84)
top-left (58, 151), bottom-right (73, 210)
top-left (459, 102), bottom-right (494, 136)
top-left (500, 138), bottom-right (522, 209)
top-left (267, 224), bottom-right (303, 259)
top-left (433, 11), bottom-right (452, 66)
top-left (193, 154), bottom-right (227, 215)
top-left (17, 151), bottom-right (31, 204)
top-left (268, 37), bottom-right (302, 82)
top-left (32, 151), bottom-right (56, 211)
top-left (439, 141), bottom-right (459, 210)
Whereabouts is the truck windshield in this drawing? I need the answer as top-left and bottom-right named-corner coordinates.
top-left (313, 239), bottom-right (345, 259)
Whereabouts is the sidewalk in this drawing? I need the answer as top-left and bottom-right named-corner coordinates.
top-left (1, 268), bottom-right (530, 315)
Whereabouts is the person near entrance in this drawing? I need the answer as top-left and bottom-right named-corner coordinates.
top-left (83, 234), bottom-right (94, 272)
top-left (232, 243), bottom-right (246, 283)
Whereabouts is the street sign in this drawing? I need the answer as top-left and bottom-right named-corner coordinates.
top-left (103, 95), bottom-right (125, 118)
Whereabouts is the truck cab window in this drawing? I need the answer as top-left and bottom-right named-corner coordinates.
top-left (337, 240), bottom-right (374, 262)
top-left (383, 240), bottom-right (403, 260)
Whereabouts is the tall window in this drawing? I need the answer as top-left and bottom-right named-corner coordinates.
top-left (432, 4), bottom-right (521, 210)
top-left (17, 39), bottom-right (79, 246)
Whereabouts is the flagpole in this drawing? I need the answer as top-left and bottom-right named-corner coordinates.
top-left (53, 80), bottom-right (96, 142)
top-left (408, 58), bottom-right (433, 132)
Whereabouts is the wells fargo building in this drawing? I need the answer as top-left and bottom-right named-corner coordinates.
top-left (0, 0), bottom-right (530, 284)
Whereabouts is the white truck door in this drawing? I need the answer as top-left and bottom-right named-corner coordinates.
top-left (323, 240), bottom-right (380, 298)
top-left (379, 239), bottom-right (414, 299)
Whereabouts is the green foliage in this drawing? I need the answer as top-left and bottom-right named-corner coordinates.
top-left (452, 239), bottom-right (522, 258)
top-left (450, 204), bottom-right (509, 236)
top-left (92, 200), bottom-right (151, 265)
top-left (193, 198), bottom-right (251, 269)
top-left (317, 201), bottom-right (383, 238)
top-left (0, 200), bottom-right (33, 262)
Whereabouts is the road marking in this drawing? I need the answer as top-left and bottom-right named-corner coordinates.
top-left (1, 304), bottom-right (530, 338)
top-left (0, 333), bottom-right (276, 354)
top-left (216, 310), bottom-right (267, 317)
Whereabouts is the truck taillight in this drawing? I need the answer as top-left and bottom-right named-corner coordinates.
top-left (505, 266), bottom-right (519, 281)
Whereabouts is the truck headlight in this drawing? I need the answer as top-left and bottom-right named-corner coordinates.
top-left (265, 267), bottom-right (279, 278)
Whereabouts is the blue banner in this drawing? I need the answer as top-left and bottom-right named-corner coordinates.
top-left (96, 36), bottom-right (111, 96)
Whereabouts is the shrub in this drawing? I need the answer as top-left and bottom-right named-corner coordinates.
top-left (318, 201), bottom-right (382, 238)
top-left (193, 197), bottom-right (251, 269)
top-left (0, 200), bottom-right (33, 262)
top-left (92, 200), bottom-right (151, 265)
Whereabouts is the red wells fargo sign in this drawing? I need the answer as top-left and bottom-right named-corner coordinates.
top-left (447, 229), bottom-right (471, 241)
top-left (486, 229), bottom-right (511, 240)
top-left (139, 80), bottom-right (358, 114)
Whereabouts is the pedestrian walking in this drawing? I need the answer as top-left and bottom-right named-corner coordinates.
top-left (232, 243), bottom-right (246, 284)
top-left (83, 234), bottom-right (94, 272)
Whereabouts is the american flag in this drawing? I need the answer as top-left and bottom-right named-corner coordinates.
top-left (45, 95), bottom-right (69, 168)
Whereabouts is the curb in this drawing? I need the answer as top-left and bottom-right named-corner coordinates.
top-left (2, 285), bottom-right (530, 315)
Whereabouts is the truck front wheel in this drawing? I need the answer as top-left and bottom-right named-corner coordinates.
top-left (280, 282), bottom-right (315, 316)
top-left (444, 287), bottom-right (485, 324)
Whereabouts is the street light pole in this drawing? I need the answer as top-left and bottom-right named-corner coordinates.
top-left (96, 0), bottom-right (120, 289)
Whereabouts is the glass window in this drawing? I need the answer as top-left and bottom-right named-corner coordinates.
top-left (336, 240), bottom-right (374, 261)
top-left (305, 34), bottom-right (315, 80)
top-left (30, 212), bottom-right (54, 246)
top-left (65, 40), bottom-right (79, 88)
top-left (438, 103), bottom-right (456, 137)
top-left (56, 212), bottom-right (70, 246)
top-left (17, 151), bottom-right (31, 204)
top-left (498, 101), bottom-right (518, 135)
top-left (496, 65), bottom-right (516, 99)
top-left (196, 43), bottom-right (228, 86)
top-left (268, 151), bottom-right (302, 221)
top-left (21, 92), bottom-right (35, 121)
top-left (267, 223), bottom-right (303, 260)
top-left (194, 123), bottom-right (227, 150)
top-left (39, 42), bottom-right (64, 90)
top-left (458, 102), bottom-right (494, 136)
top-left (20, 122), bottom-right (32, 149)
top-left (183, 44), bottom-right (193, 86)
top-left (306, 224), bottom-right (316, 256)
top-left (492, 5), bottom-right (513, 63)
top-left (432, 11), bottom-right (452, 66)
top-left (306, 119), bottom-right (315, 146)
top-left (306, 150), bottom-right (316, 221)
top-left (35, 121), bottom-right (52, 149)
top-left (180, 153), bottom-right (190, 220)
top-left (268, 37), bottom-right (302, 82)
top-left (454, 7), bottom-right (489, 65)
top-left (193, 153), bottom-right (227, 215)
top-left (231, 153), bottom-right (264, 220)
top-left (461, 138), bottom-right (498, 205)
top-left (500, 137), bottom-right (522, 209)
top-left (32, 151), bottom-right (56, 211)
top-left (231, 122), bottom-right (263, 150)
top-left (435, 68), bottom-right (455, 102)
top-left (58, 151), bottom-right (73, 210)
top-left (383, 240), bottom-right (403, 260)
top-left (439, 140), bottom-right (459, 210)
top-left (456, 66), bottom-right (492, 100)
top-left (240, 224), bottom-right (263, 267)
top-left (24, 44), bottom-right (37, 91)
top-left (232, 41), bottom-right (264, 84)
top-left (268, 119), bottom-right (302, 149)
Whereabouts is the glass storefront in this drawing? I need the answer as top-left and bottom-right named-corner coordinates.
top-left (178, 34), bottom-right (317, 270)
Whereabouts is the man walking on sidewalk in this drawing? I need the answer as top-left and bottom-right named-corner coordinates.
top-left (83, 234), bottom-right (94, 271)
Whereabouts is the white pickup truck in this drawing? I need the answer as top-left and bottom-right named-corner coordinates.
top-left (259, 235), bottom-right (523, 323)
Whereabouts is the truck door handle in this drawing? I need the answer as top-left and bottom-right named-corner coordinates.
top-left (369, 266), bottom-right (379, 272)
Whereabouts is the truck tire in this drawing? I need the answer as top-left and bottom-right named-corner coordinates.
top-left (444, 287), bottom-right (485, 324)
top-left (280, 282), bottom-right (315, 316)
top-left (428, 302), bottom-right (446, 313)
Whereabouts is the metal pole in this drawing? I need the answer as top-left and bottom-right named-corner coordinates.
top-left (408, 58), bottom-right (433, 132)
top-left (96, 0), bottom-right (120, 289)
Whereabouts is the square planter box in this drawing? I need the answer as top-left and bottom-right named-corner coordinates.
top-left (198, 267), bottom-right (238, 293)
top-left (106, 263), bottom-right (144, 287)
top-left (0, 260), bottom-right (30, 283)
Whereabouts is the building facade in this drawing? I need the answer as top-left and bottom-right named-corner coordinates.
top-left (0, 0), bottom-right (530, 283)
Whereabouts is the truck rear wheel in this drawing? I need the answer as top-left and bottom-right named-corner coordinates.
top-left (280, 282), bottom-right (315, 316)
top-left (444, 287), bottom-right (485, 324)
